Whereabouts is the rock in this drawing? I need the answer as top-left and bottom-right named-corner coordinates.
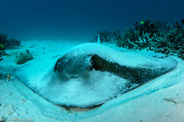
top-left (15, 51), bottom-right (33, 64)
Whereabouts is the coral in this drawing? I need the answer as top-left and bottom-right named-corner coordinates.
top-left (5, 38), bottom-right (21, 49)
top-left (93, 30), bottom-right (121, 43)
top-left (0, 34), bottom-right (7, 50)
top-left (181, 19), bottom-right (184, 25)
top-left (0, 34), bottom-right (21, 50)
top-left (92, 19), bottom-right (184, 60)
top-left (0, 34), bottom-right (6, 59)
top-left (0, 34), bottom-right (21, 59)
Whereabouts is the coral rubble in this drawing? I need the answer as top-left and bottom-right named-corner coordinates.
top-left (0, 34), bottom-right (21, 60)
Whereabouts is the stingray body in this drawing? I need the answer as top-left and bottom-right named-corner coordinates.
top-left (14, 43), bottom-right (178, 108)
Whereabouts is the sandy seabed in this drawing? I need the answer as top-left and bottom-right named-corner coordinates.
top-left (0, 40), bottom-right (184, 122)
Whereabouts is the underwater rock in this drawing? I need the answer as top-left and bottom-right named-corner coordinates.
top-left (15, 50), bottom-right (33, 64)
top-left (14, 43), bottom-right (178, 108)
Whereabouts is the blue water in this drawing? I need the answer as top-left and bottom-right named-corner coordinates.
top-left (0, 0), bottom-right (183, 41)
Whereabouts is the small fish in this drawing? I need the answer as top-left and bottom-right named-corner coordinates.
top-left (140, 21), bottom-right (145, 25)
top-left (0, 43), bottom-right (4, 49)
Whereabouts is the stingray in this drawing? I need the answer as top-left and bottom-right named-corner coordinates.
top-left (14, 43), bottom-right (178, 108)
